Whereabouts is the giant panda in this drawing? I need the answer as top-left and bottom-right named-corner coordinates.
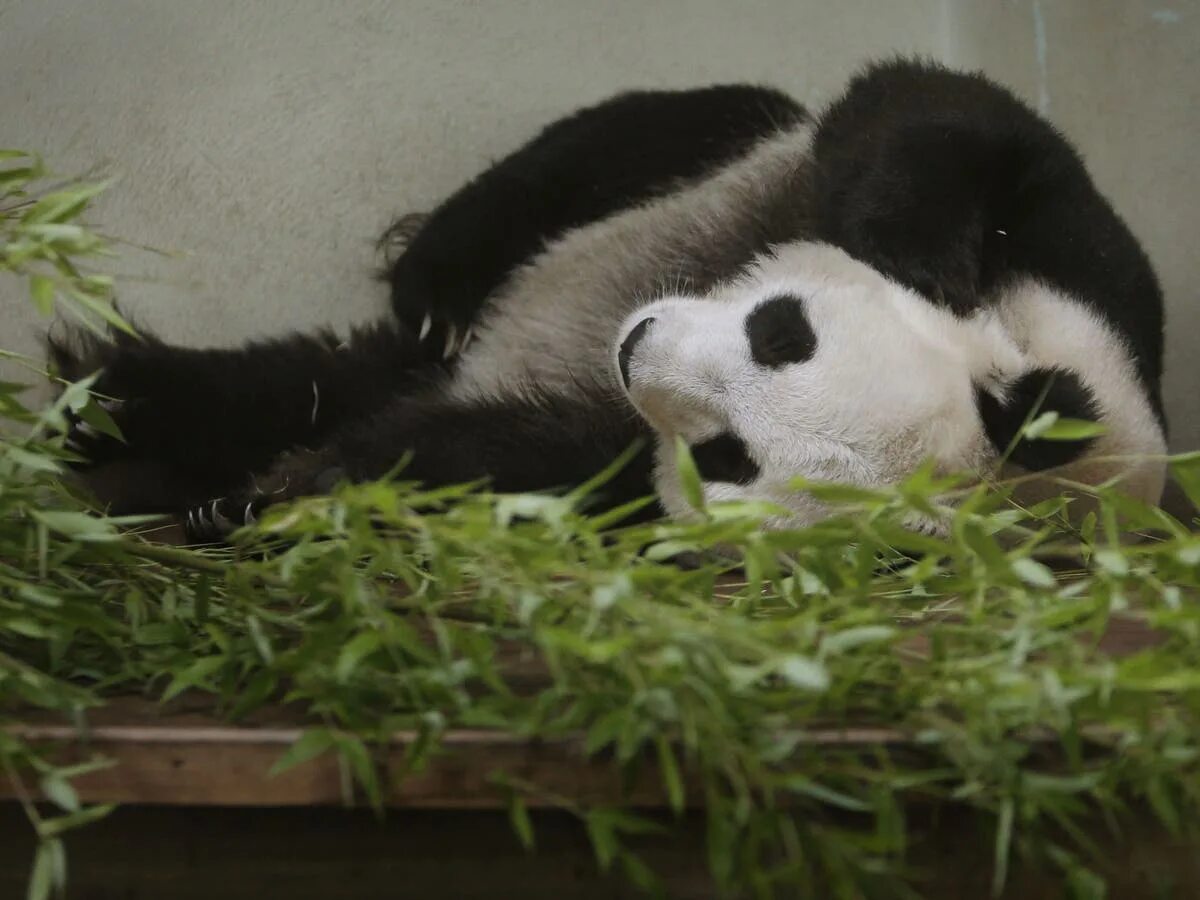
top-left (52, 59), bottom-right (1167, 540)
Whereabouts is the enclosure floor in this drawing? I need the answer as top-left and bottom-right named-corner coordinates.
top-left (2, 802), bottom-right (1196, 899)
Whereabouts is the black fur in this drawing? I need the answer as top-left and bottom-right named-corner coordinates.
top-left (187, 386), bottom-right (659, 541)
top-left (976, 366), bottom-right (1101, 471)
top-left (618, 317), bottom-right (655, 388)
top-left (746, 294), bottom-right (817, 368)
top-left (49, 319), bottom-right (434, 511)
top-left (812, 58), bottom-right (1165, 426)
top-left (690, 433), bottom-right (760, 486)
top-left (387, 85), bottom-right (806, 360)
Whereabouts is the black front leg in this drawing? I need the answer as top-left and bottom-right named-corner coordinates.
top-left (185, 389), bottom-right (658, 541)
top-left (50, 317), bottom-right (436, 512)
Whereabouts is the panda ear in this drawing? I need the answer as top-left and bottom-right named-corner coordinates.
top-left (975, 366), bottom-right (1101, 471)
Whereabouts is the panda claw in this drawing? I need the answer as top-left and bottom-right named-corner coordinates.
top-left (75, 421), bottom-right (101, 439)
top-left (244, 502), bottom-right (257, 525)
top-left (98, 397), bottom-right (124, 413)
top-left (211, 499), bottom-right (234, 533)
top-left (419, 313), bottom-right (433, 342)
top-left (443, 323), bottom-right (459, 360)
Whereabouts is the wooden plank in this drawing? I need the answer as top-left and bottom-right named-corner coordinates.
top-left (4, 718), bottom-right (645, 808)
top-left (0, 606), bottom-right (1169, 809)
top-left (4, 695), bottom-right (916, 809)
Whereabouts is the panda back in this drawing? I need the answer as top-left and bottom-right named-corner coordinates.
top-left (448, 119), bottom-right (818, 402)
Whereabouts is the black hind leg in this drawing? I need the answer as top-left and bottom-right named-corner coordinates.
top-left (386, 84), bottom-right (805, 361)
top-left (185, 389), bottom-right (657, 541)
top-left (49, 318), bottom-right (438, 512)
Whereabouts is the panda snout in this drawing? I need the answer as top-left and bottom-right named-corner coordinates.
top-left (618, 316), bottom-right (656, 388)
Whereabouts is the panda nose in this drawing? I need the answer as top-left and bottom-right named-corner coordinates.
top-left (618, 316), bottom-right (656, 388)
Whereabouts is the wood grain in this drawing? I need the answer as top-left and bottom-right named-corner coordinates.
top-left (0, 605), bottom-right (1170, 810)
top-left (4, 695), bottom-right (920, 808)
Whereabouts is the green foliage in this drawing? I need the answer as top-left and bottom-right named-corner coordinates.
top-left (4, 155), bottom-right (1200, 898)
top-left (1, 150), bottom-right (126, 336)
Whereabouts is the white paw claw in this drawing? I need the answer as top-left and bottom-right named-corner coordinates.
top-left (76, 421), bottom-right (101, 439)
top-left (211, 499), bottom-right (234, 532)
top-left (244, 502), bottom-right (257, 525)
top-left (443, 323), bottom-right (459, 360)
top-left (419, 313), bottom-right (433, 342)
top-left (98, 398), bottom-right (124, 413)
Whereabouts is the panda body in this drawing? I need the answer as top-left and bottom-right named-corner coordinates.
top-left (53, 60), bottom-right (1167, 538)
top-left (446, 118), bottom-right (817, 404)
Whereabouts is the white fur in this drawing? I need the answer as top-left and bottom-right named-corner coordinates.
top-left (616, 244), bottom-right (1166, 524)
top-left (619, 242), bottom-right (1029, 524)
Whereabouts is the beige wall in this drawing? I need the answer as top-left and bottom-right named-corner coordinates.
top-left (1, 1), bottom-right (1196, 446)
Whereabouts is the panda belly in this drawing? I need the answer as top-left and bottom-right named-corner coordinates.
top-left (445, 121), bottom-right (818, 403)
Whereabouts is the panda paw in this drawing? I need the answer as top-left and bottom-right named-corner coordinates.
top-left (418, 313), bottom-right (475, 362)
top-left (393, 297), bottom-right (476, 364)
top-left (182, 449), bottom-right (346, 543)
top-left (380, 212), bottom-right (478, 363)
top-left (379, 212), bottom-right (429, 261)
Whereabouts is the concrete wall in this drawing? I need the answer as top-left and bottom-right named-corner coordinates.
top-left (1, 0), bottom-right (1196, 446)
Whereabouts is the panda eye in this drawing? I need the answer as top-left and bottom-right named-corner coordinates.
top-left (690, 432), bottom-right (760, 485)
top-left (746, 293), bottom-right (817, 368)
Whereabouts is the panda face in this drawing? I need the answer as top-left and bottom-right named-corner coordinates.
top-left (614, 242), bottom-right (1027, 525)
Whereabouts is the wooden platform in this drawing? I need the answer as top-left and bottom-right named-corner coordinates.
top-left (1, 610), bottom-right (1168, 810)
top-left (2, 604), bottom-right (1196, 896)
top-left (4, 673), bottom-right (1198, 894)
top-left (3, 388), bottom-right (1197, 898)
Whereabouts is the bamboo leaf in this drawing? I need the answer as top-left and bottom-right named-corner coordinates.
top-left (39, 775), bottom-right (79, 813)
top-left (674, 436), bottom-right (705, 512)
top-left (655, 737), bottom-right (685, 816)
top-left (992, 797), bottom-right (1014, 897)
top-left (781, 775), bottom-right (870, 812)
top-left (29, 274), bottom-right (54, 315)
top-left (778, 655), bottom-right (830, 692)
top-left (26, 842), bottom-right (53, 900)
top-left (269, 729), bottom-right (335, 777)
top-left (507, 792), bottom-right (535, 851)
top-left (1032, 418), bottom-right (1107, 441)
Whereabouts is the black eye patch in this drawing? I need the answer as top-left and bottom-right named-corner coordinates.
top-left (745, 293), bottom-right (817, 368)
top-left (690, 432), bottom-right (760, 485)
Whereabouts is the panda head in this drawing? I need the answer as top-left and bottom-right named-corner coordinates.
top-left (613, 241), bottom-right (1106, 526)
